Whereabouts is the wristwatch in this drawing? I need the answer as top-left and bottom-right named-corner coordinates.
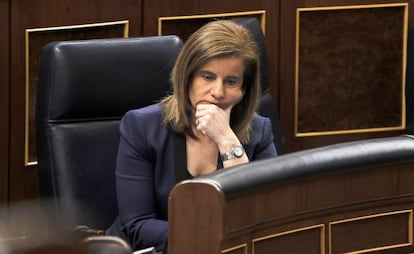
top-left (220, 144), bottom-right (245, 161)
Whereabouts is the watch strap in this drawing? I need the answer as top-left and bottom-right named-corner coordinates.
top-left (220, 144), bottom-right (244, 161)
top-left (220, 151), bottom-right (235, 161)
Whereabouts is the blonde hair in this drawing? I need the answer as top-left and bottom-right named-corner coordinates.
top-left (160, 19), bottom-right (261, 143)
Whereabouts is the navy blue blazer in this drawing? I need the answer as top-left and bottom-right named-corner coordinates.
top-left (114, 104), bottom-right (278, 251)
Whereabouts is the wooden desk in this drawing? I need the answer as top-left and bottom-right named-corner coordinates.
top-left (168, 135), bottom-right (414, 254)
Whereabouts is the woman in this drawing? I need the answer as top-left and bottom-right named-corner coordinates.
top-left (113, 20), bottom-right (278, 252)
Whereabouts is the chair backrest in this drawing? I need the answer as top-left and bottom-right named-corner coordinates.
top-left (36, 36), bottom-right (183, 230)
top-left (232, 17), bottom-right (287, 154)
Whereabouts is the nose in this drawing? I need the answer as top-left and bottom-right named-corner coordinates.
top-left (211, 79), bottom-right (224, 99)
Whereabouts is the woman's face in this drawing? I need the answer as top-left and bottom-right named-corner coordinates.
top-left (189, 56), bottom-right (245, 111)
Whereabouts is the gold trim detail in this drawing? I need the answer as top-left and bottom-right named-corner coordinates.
top-left (24, 20), bottom-right (129, 166)
top-left (295, 3), bottom-right (408, 137)
top-left (252, 224), bottom-right (325, 254)
top-left (297, 3), bottom-right (408, 12)
top-left (158, 10), bottom-right (266, 36)
top-left (328, 210), bottom-right (413, 254)
top-left (295, 126), bottom-right (406, 138)
top-left (221, 243), bottom-right (247, 254)
top-left (25, 20), bottom-right (129, 35)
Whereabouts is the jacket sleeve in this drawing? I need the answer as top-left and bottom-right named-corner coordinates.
top-left (251, 116), bottom-right (278, 160)
top-left (115, 110), bottom-right (167, 251)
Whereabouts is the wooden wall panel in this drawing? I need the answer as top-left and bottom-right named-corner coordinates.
top-left (407, 24), bottom-right (414, 134)
top-left (280, 0), bottom-right (414, 152)
top-left (329, 210), bottom-right (412, 253)
top-left (0, 0), bottom-right (10, 203)
top-left (296, 4), bottom-right (406, 135)
top-left (8, 0), bottom-right (143, 201)
top-left (158, 11), bottom-right (265, 40)
top-left (252, 225), bottom-right (324, 254)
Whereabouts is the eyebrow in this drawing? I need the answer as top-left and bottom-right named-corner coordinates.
top-left (225, 75), bottom-right (241, 80)
top-left (199, 70), bottom-right (215, 76)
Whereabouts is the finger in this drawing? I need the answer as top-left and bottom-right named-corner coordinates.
top-left (195, 119), bottom-right (207, 135)
top-left (195, 102), bottom-right (211, 112)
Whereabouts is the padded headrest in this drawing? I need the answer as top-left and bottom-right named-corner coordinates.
top-left (199, 135), bottom-right (414, 194)
top-left (37, 36), bottom-right (183, 122)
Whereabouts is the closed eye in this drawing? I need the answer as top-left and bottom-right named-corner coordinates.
top-left (200, 71), bottom-right (216, 81)
top-left (224, 77), bottom-right (242, 87)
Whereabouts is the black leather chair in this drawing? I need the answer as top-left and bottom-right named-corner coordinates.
top-left (232, 17), bottom-right (287, 154)
top-left (36, 36), bottom-right (183, 234)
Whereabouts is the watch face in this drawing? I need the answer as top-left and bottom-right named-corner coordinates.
top-left (234, 145), bottom-right (244, 157)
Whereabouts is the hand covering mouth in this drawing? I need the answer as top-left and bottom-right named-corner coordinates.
top-left (196, 101), bottom-right (227, 109)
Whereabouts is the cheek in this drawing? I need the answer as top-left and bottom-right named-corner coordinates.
top-left (188, 83), bottom-right (196, 106)
top-left (188, 80), bottom-right (203, 106)
top-left (230, 89), bottom-right (245, 104)
top-left (189, 79), bottom-right (207, 100)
